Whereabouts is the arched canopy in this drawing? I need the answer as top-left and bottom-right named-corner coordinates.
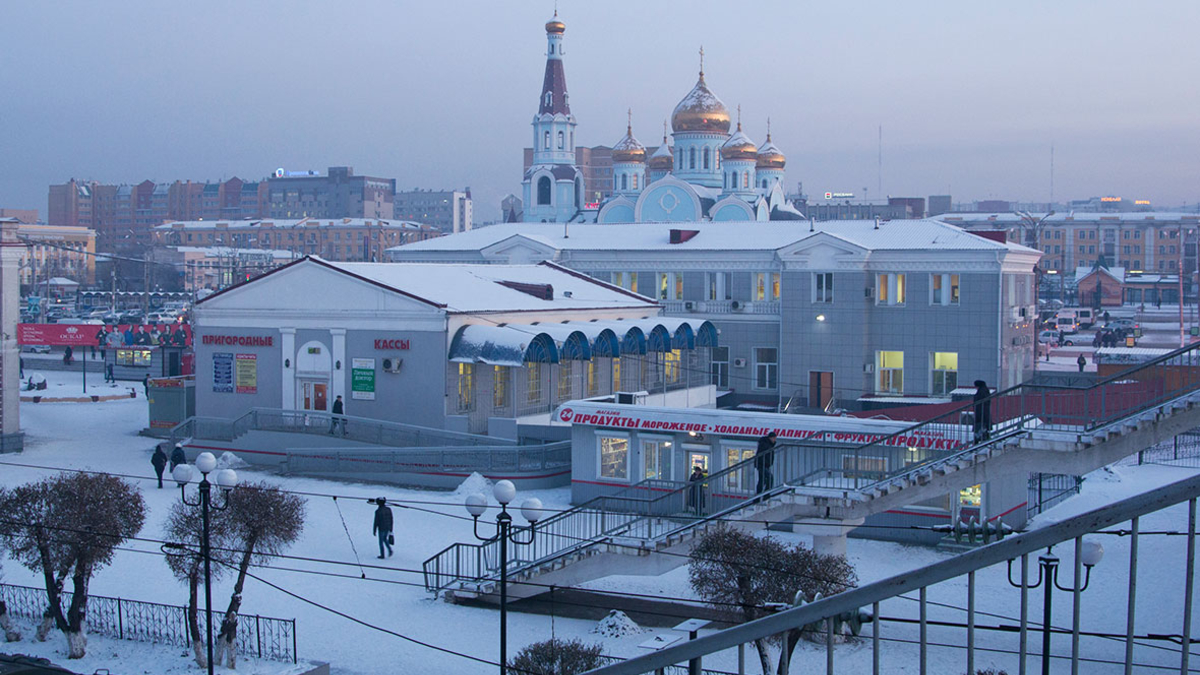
top-left (449, 325), bottom-right (559, 366)
top-left (450, 319), bottom-right (718, 366)
top-left (620, 326), bottom-right (647, 355)
top-left (530, 323), bottom-right (593, 361)
top-left (654, 318), bottom-right (719, 349)
top-left (647, 324), bottom-right (673, 353)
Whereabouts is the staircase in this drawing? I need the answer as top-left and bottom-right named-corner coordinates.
top-left (423, 341), bottom-right (1200, 602)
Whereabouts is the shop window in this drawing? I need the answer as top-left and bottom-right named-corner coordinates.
top-left (665, 349), bottom-right (682, 385)
top-left (493, 366), bottom-right (509, 409)
top-left (711, 346), bottom-right (728, 388)
top-left (770, 272), bottom-right (780, 300)
top-left (931, 352), bottom-right (958, 396)
top-left (960, 484), bottom-right (982, 508)
top-left (598, 434), bottom-right (629, 481)
top-left (753, 347), bottom-right (777, 390)
top-left (754, 273), bottom-right (767, 301)
top-left (842, 455), bottom-right (887, 479)
top-left (586, 361), bottom-right (598, 396)
top-left (931, 274), bottom-right (960, 306)
top-left (456, 363), bottom-right (474, 412)
top-left (877, 351), bottom-right (904, 394)
top-left (724, 445), bottom-right (756, 491)
top-left (556, 362), bottom-right (573, 400)
top-left (643, 438), bottom-right (673, 480)
top-left (526, 362), bottom-right (542, 403)
top-left (814, 272), bottom-right (833, 303)
top-left (876, 273), bottom-right (906, 306)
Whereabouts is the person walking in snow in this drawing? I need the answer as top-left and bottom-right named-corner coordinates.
top-left (1077, 354), bottom-right (1087, 373)
top-left (151, 445), bottom-right (168, 488)
top-left (373, 498), bottom-right (394, 559)
top-left (329, 395), bottom-right (346, 435)
top-left (169, 443), bottom-right (186, 472)
top-left (972, 380), bottom-right (992, 443)
top-left (754, 431), bottom-right (777, 494)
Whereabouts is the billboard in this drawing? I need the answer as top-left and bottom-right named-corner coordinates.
top-left (18, 323), bottom-right (192, 347)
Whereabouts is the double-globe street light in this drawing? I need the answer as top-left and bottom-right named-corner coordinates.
top-left (465, 479), bottom-right (543, 675)
top-left (1008, 540), bottom-right (1105, 675)
top-left (173, 451), bottom-right (239, 675)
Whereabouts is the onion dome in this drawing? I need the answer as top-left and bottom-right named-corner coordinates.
top-left (721, 120), bottom-right (757, 161)
top-left (757, 123), bottom-right (786, 169)
top-left (611, 110), bottom-right (646, 163)
top-left (545, 11), bottom-right (565, 34)
top-left (671, 51), bottom-right (731, 134)
top-left (648, 122), bottom-right (674, 171)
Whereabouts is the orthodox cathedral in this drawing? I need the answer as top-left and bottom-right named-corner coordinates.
top-left (521, 14), bottom-right (803, 224)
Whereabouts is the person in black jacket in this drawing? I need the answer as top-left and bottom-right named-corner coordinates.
top-left (329, 395), bottom-right (346, 435)
top-left (972, 380), bottom-right (992, 443)
top-left (373, 498), bottom-right (394, 558)
top-left (169, 443), bottom-right (186, 472)
top-left (754, 431), bottom-right (777, 494)
top-left (151, 445), bottom-right (168, 488)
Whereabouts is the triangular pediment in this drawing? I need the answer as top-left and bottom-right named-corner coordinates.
top-left (480, 234), bottom-right (558, 264)
top-left (777, 232), bottom-right (866, 267)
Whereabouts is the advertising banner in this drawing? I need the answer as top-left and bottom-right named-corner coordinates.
top-left (351, 358), bottom-right (376, 400)
top-left (213, 353), bottom-right (233, 393)
top-left (18, 323), bottom-right (192, 347)
top-left (235, 353), bottom-right (257, 394)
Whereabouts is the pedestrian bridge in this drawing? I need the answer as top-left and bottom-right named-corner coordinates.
top-left (423, 341), bottom-right (1200, 603)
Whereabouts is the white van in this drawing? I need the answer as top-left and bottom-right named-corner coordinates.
top-left (1054, 315), bottom-right (1079, 334)
top-left (1056, 307), bottom-right (1096, 330)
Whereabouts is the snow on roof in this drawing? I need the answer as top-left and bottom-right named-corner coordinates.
top-left (155, 218), bottom-right (431, 231)
top-left (317, 259), bottom-right (657, 313)
top-left (1075, 265), bottom-right (1124, 283)
top-left (938, 212), bottom-right (1200, 224)
top-left (389, 219), bottom-right (1036, 255)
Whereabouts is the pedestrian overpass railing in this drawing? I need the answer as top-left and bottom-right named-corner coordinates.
top-left (281, 441), bottom-right (571, 476)
top-left (583, 472), bottom-right (1200, 675)
top-left (423, 339), bottom-right (1200, 595)
top-left (170, 407), bottom-right (511, 449)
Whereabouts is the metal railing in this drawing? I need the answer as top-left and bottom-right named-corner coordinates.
top-left (284, 441), bottom-right (571, 476)
top-left (170, 407), bottom-right (511, 449)
top-left (583, 472), bottom-right (1200, 675)
top-left (0, 582), bottom-right (296, 663)
top-left (424, 339), bottom-right (1200, 595)
top-left (1136, 428), bottom-right (1200, 468)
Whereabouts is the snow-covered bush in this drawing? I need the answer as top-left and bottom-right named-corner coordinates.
top-left (508, 638), bottom-right (603, 675)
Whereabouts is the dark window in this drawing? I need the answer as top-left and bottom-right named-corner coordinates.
top-left (537, 177), bottom-right (551, 206)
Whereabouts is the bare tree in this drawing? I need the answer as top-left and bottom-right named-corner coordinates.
top-left (688, 526), bottom-right (857, 675)
top-left (215, 482), bottom-right (305, 668)
top-left (508, 638), bottom-right (604, 675)
top-left (0, 473), bottom-right (145, 658)
top-left (164, 500), bottom-right (234, 668)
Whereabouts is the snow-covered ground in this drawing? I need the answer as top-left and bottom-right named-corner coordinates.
top-left (2, 369), bottom-right (1198, 674)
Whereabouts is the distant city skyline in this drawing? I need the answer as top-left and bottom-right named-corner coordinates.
top-left (1, 1), bottom-right (1197, 221)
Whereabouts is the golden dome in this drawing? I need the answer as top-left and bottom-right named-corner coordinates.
top-left (612, 114), bottom-right (646, 163)
top-left (721, 121), bottom-right (757, 161)
top-left (671, 72), bottom-right (731, 134)
top-left (545, 12), bottom-right (565, 34)
top-left (756, 129), bottom-right (786, 169)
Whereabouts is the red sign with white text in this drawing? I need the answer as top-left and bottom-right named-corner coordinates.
top-left (18, 323), bottom-right (192, 347)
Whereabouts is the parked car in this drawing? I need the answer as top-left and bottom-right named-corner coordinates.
top-left (23, 345), bottom-right (51, 353)
top-left (1039, 329), bottom-right (1073, 346)
top-left (1105, 318), bottom-right (1139, 331)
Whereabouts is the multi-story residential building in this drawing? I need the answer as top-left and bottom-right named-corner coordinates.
top-left (938, 212), bottom-right (1200, 275)
top-left (389, 220), bottom-right (1040, 411)
top-left (152, 218), bottom-right (440, 263)
top-left (0, 209), bottom-right (38, 224)
top-left (48, 177), bottom-right (269, 252)
top-left (151, 246), bottom-right (298, 291)
top-left (14, 223), bottom-right (97, 287)
top-left (266, 166), bottom-right (394, 220)
top-left (393, 189), bottom-right (473, 234)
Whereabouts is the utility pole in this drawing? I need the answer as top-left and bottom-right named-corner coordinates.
top-left (143, 251), bottom-right (151, 315)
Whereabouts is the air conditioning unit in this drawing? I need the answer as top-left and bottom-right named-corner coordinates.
top-left (381, 357), bottom-right (403, 374)
top-left (864, 363), bottom-right (875, 374)
top-left (731, 300), bottom-right (745, 311)
top-left (733, 358), bottom-right (747, 368)
top-left (865, 287), bottom-right (875, 299)
top-left (684, 301), bottom-right (695, 311)
top-left (616, 391), bottom-right (636, 404)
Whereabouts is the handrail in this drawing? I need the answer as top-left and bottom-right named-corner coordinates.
top-left (583, 472), bottom-right (1200, 675)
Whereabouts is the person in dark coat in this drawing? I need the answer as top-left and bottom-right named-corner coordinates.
top-left (687, 465), bottom-right (707, 513)
top-left (754, 431), bottom-right (777, 494)
top-left (373, 498), bottom-right (394, 559)
top-left (972, 380), bottom-right (992, 443)
top-left (329, 395), bottom-right (346, 435)
top-left (151, 445), bottom-right (168, 488)
top-left (105, 362), bottom-right (115, 383)
top-left (62, 345), bottom-right (73, 365)
top-left (169, 443), bottom-right (186, 472)
top-left (1077, 354), bottom-right (1087, 373)
top-left (142, 374), bottom-right (150, 396)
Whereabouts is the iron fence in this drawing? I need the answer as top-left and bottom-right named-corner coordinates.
top-left (284, 441), bottom-right (571, 477)
top-left (0, 582), bottom-right (296, 663)
top-left (1027, 473), bottom-right (1084, 518)
top-left (1136, 428), bottom-right (1200, 468)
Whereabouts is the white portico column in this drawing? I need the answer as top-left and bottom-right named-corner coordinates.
top-left (280, 328), bottom-right (295, 409)
top-left (331, 329), bottom-right (346, 403)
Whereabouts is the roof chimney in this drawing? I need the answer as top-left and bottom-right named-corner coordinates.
top-left (497, 280), bottom-right (554, 300)
top-left (669, 228), bottom-right (699, 244)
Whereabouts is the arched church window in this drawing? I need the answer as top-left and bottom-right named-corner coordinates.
top-left (762, 179), bottom-right (768, 189)
top-left (632, 174), bottom-right (638, 190)
top-left (621, 174), bottom-right (628, 191)
top-left (537, 176), bottom-right (552, 205)
top-left (545, 92), bottom-right (552, 107)
top-left (544, 131), bottom-right (550, 150)
top-left (613, 176), bottom-right (618, 191)
top-left (716, 153), bottom-right (720, 169)
top-left (557, 131), bottom-right (564, 149)
top-left (569, 130), bottom-right (574, 150)
top-left (576, 178), bottom-right (582, 208)
top-left (550, 44), bottom-right (555, 55)
top-left (702, 147), bottom-right (710, 170)
top-left (689, 147), bottom-right (696, 170)
top-left (743, 172), bottom-right (749, 189)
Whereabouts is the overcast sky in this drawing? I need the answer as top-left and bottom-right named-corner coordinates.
top-left (2, 1), bottom-right (1197, 221)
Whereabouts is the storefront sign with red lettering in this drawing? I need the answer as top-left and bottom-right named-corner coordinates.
top-left (374, 338), bottom-right (410, 350)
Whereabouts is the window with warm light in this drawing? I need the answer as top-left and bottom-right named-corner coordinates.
top-left (643, 438), bottom-right (673, 480)
top-left (457, 363), bottom-right (474, 412)
top-left (526, 362), bottom-right (542, 404)
top-left (599, 435), bottom-right (629, 480)
top-left (931, 274), bottom-right (960, 306)
top-left (877, 351), bottom-right (904, 394)
top-left (931, 352), bottom-right (958, 396)
top-left (492, 366), bottom-right (509, 409)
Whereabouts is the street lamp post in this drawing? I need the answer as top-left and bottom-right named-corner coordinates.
top-left (465, 480), bottom-right (543, 675)
top-left (173, 451), bottom-right (239, 675)
top-left (1007, 541), bottom-right (1104, 675)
